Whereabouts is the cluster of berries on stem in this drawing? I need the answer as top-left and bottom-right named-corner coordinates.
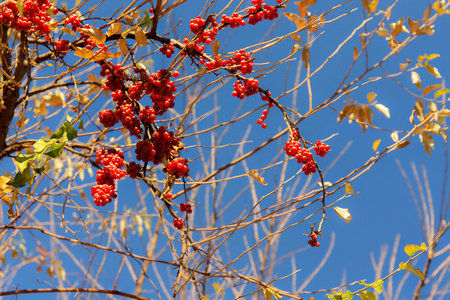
top-left (232, 78), bottom-right (259, 99)
top-left (308, 231), bottom-right (321, 247)
top-left (91, 148), bottom-right (126, 206)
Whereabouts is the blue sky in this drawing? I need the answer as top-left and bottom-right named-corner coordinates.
top-left (1, 0), bottom-right (450, 299)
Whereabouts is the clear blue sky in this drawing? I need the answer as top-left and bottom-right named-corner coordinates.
top-left (2, 0), bottom-right (449, 299)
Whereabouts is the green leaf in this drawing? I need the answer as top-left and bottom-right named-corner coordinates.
top-left (33, 139), bottom-right (51, 153)
top-left (359, 291), bottom-right (376, 300)
top-left (7, 165), bottom-right (32, 188)
top-left (404, 243), bottom-right (427, 257)
top-left (399, 262), bottom-right (425, 280)
top-left (14, 154), bottom-right (35, 173)
top-left (51, 120), bottom-right (78, 141)
top-left (359, 280), bottom-right (383, 294)
top-left (138, 11), bottom-right (153, 28)
top-left (33, 166), bottom-right (46, 175)
top-left (78, 119), bottom-right (85, 131)
top-left (44, 142), bottom-right (65, 158)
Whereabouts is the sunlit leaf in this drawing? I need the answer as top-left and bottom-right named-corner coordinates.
top-left (305, 0), bottom-right (316, 6)
top-left (81, 27), bottom-right (106, 44)
top-left (353, 45), bottom-right (358, 60)
top-left (372, 139), bottom-right (381, 151)
top-left (359, 280), bottom-right (383, 294)
top-left (391, 131), bottom-right (399, 142)
top-left (318, 181), bottom-right (332, 187)
top-left (375, 103), bottom-right (390, 118)
top-left (326, 290), bottom-right (353, 300)
top-left (284, 12), bottom-right (299, 21)
top-left (404, 243), bottom-right (427, 257)
top-left (377, 27), bottom-right (389, 37)
top-left (422, 84), bottom-right (441, 96)
top-left (369, 0), bottom-right (379, 14)
top-left (411, 71), bottom-right (423, 90)
top-left (333, 207), bottom-right (352, 224)
top-left (415, 99), bottom-right (425, 122)
top-left (425, 64), bottom-right (441, 78)
top-left (362, 0), bottom-right (372, 14)
top-left (118, 38), bottom-right (129, 55)
top-left (73, 47), bottom-right (94, 59)
top-left (297, 0), bottom-right (307, 17)
top-left (295, 18), bottom-right (307, 30)
top-left (420, 132), bottom-right (434, 155)
top-left (248, 170), bottom-right (267, 185)
top-left (434, 88), bottom-right (450, 98)
top-left (359, 291), bottom-right (376, 300)
top-left (262, 286), bottom-right (282, 300)
top-left (135, 27), bottom-right (149, 46)
top-left (345, 183), bottom-right (358, 196)
top-left (59, 27), bottom-right (77, 37)
top-left (399, 262), bottom-right (425, 280)
top-left (400, 59), bottom-right (411, 70)
top-left (106, 23), bottom-right (123, 36)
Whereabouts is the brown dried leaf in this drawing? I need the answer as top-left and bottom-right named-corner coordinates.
top-left (362, 0), bottom-right (372, 14)
top-left (391, 18), bottom-right (405, 37)
top-left (302, 47), bottom-right (310, 69)
top-left (415, 99), bottom-right (425, 122)
top-left (337, 104), bottom-right (355, 123)
top-left (408, 17), bottom-right (421, 35)
top-left (400, 59), bottom-right (411, 70)
top-left (353, 45), bottom-right (358, 60)
top-left (291, 33), bottom-right (302, 42)
top-left (396, 140), bottom-right (411, 149)
top-left (305, 0), bottom-right (316, 6)
top-left (248, 170), bottom-right (267, 185)
top-left (367, 92), bottom-right (377, 102)
top-left (212, 40), bottom-right (220, 57)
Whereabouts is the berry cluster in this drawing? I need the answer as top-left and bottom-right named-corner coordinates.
top-left (135, 140), bottom-right (156, 163)
top-left (128, 82), bottom-right (143, 101)
top-left (173, 218), bottom-right (184, 230)
top-left (314, 141), bottom-right (331, 157)
top-left (126, 161), bottom-right (142, 179)
top-left (138, 106), bottom-right (157, 124)
top-left (247, 1), bottom-right (279, 25)
top-left (180, 203), bottom-right (192, 214)
top-left (152, 126), bottom-right (182, 164)
top-left (99, 109), bottom-right (119, 127)
top-left (164, 157), bottom-right (189, 179)
top-left (202, 56), bottom-right (227, 71)
top-left (143, 69), bottom-right (177, 115)
top-left (232, 78), bottom-right (259, 99)
top-left (114, 102), bottom-right (143, 139)
top-left (283, 138), bottom-right (316, 175)
top-left (256, 109), bottom-right (270, 129)
top-left (221, 13), bottom-right (246, 28)
top-left (189, 16), bottom-right (206, 34)
top-left (80, 24), bottom-right (100, 50)
top-left (159, 43), bottom-right (175, 58)
top-left (0, 0), bottom-right (55, 36)
top-left (100, 62), bottom-right (125, 92)
top-left (308, 231), bottom-right (320, 247)
top-left (227, 50), bottom-right (253, 75)
top-left (55, 39), bottom-right (70, 57)
top-left (91, 148), bottom-right (126, 206)
top-left (65, 14), bottom-right (82, 31)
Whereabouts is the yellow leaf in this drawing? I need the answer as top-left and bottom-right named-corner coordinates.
top-left (73, 47), bottom-right (94, 59)
top-left (411, 71), bottom-right (423, 90)
top-left (375, 103), bottom-right (390, 118)
top-left (400, 59), bottom-right (411, 70)
top-left (345, 183), bottom-right (358, 196)
top-left (118, 38), bottom-right (129, 55)
top-left (91, 51), bottom-right (123, 61)
top-left (0, 176), bottom-right (13, 194)
top-left (415, 99), bottom-right (425, 122)
top-left (399, 262), bottom-right (425, 280)
top-left (106, 23), bottom-right (123, 36)
top-left (404, 243), bottom-right (427, 257)
top-left (135, 28), bottom-right (149, 46)
top-left (59, 27), bottom-right (77, 37)
top-left (367, 92), bottom-right (377, 102)
top-left (284, 12), bottom-right (299, 21)
top-left (297, 0), bottom-right (307, 17)
top-left (124, 14), bottom-right (134, 26)
top-left (372, 139), bottom-right (381, 151)
top-left (291, 33), bottom-right (302, 42)
top-left (420, 132), bottom-right (434, 155)
top-left (377, 27), bottom-right (389, 37)
top-left (333, 206), bottom-right (352, 224)
top-left (369, 0), bottom-right (379, 13)
top-left (80, 27), bottom-right (106, 44)
top-left (362, 0), bottom-right (372, 14)
top-left (248, 170), bottom-right (267, 185)
top-left (212, 283), bottom-right (224, 298)
top-left (425, 64), bottom-right (441, 78)
top-left (262, 286), bottom-right (282, 300)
